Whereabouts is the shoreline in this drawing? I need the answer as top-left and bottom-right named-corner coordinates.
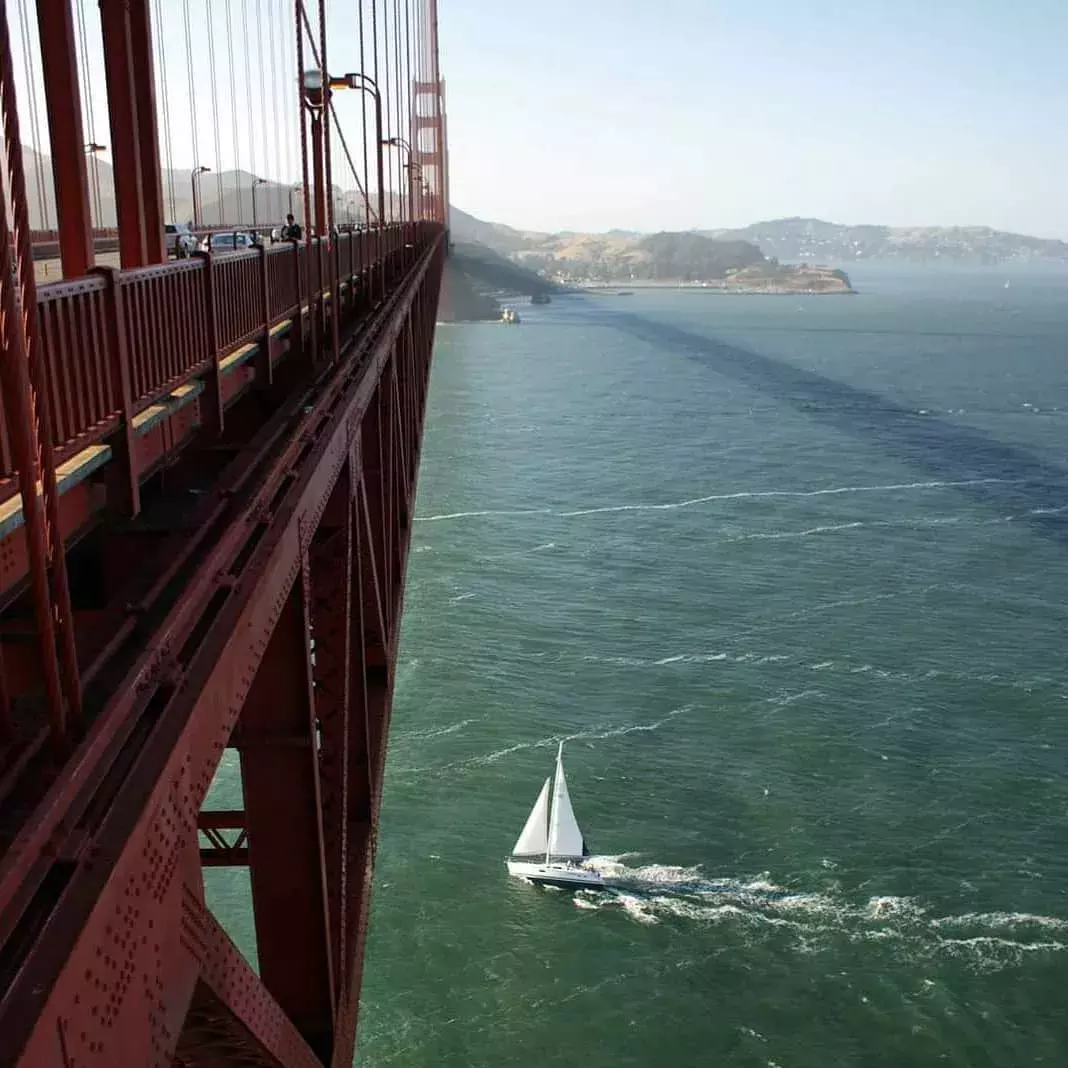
top-left (576, 283), bottom-right (855, 296)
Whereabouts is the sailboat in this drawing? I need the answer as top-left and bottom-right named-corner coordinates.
top-left (506, 742), bottom-right (605, 888)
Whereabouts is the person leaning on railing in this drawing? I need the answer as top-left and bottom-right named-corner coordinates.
top-left (281, 214), bottom-right (303, 241)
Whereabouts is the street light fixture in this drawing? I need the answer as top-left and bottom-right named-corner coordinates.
top-left (251, 177), bottom-right (267, 230)
top-left (328, 72), bottom-right (385, 229)
top-left (191, 165), bottom-right (211, 229)
top-left (382, 135), bottom-right (422, 228)
top-left (85, 142), bottom-right (106, 154)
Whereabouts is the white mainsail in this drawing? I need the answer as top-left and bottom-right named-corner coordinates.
top-left (547, 743), bottom-right (585, 860)
top-left (512, 777), bottom-right (551, 857)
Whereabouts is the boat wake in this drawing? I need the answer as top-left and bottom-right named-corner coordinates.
top-left (572, 856), bottom-right (1067, 970)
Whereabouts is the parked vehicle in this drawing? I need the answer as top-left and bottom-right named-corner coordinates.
top-left (165, 222), bottom-right (197, 258)
top-left (199, 231), bottom-right (261, 253)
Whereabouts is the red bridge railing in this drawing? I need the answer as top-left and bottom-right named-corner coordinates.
top-left (1, 223), bottom-right (425, 483)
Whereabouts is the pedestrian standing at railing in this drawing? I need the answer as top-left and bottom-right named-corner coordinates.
top-left (281, 213), bottom-right (303, 241)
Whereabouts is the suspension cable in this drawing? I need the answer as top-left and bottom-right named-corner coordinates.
top-left (152, 0), bottom-right (177, 222)
top-left (75, 0), bottom-right (102, 227)
top-left (182, 0), bottom-right (201, 223)
top-left (279, 0), bottom-right (295, 192)
top-left (241, 0), bottom-right (256, 221)
top-left (224, 0), bottom-right (242, 216)
top-left (205, 0), bottom-right (224, 221)
top-left (358, 0), bottom-right (369, 226)
top-left (328, 97), bottom-right (372, 214)
top-left (15, 0), bottom-right (48, 230)
top-left (266, 0), bottom-right (282, 208)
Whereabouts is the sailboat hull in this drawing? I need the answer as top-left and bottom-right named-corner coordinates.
top-left (507, 859), bottom-right (605, 889)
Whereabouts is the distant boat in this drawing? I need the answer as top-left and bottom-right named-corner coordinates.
top-left (1004, 281), bottom-right (1011, 289)
top-left (507, 743), bottom-right (604, 888)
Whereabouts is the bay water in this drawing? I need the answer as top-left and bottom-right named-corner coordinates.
top-left (216, 267), bottom-right (1068, 1066)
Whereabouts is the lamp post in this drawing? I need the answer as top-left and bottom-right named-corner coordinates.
top-left (382, 135), bottom-right (414, 221)
top-left (329, 72), bottom-right (384, 229)
top-left (191, 165), bottom-right (210, 229)
top-left (383, 135), bottom-right (421, 251)
top-left (251, 177), bottom-right (267, 230)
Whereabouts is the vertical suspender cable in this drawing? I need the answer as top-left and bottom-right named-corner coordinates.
top-left (182, 0), bottom-right (202, 223)
top-left (224, 0), bottom-right (243, 215)
top-left (242, 0), bottom-right (257, 222)
top-left (279, 0), bottom-right (295, 193)
top-left (205, 0), bottom-right (225, 222)
top-left (266, 0), bottom-right (283, 211)
top-left (372, 0), bottom-right (381, 226)
top-left (75, 0), bottom-right (102, 227)
top-left (255, 0), bottom-right (269, 186)
top-left (14, 0), bottom-right (49, 230)
top-left (404, 0), bottom-right (412, 224)
top-left (358, 0), bottom-right (370, 226)
top-left (393, 0), bottom-right (401, 227)
top-left (295, 0), bottom-right (312, 308)
top-left (318, 0), bottom-right (340, 361)
top-left (153, 0), bottom-right (178, 223)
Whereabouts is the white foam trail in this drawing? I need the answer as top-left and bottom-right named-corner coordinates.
top-left (566, 858), bottom-right (1066, 968)
top-left (415, 507), bottom-right (551, 522)
top-left (396, 718), bottom-right (473, 742)
top-left (558, 478), bottom-right (1020, 517)
top-left (448, 592), bottom-right (475, 604)
top-left (393, 708), bottom-right (687, 778)
top-left (729, 522), bottom-right (867, 541)
top-left (414, 478), bottom-right (1021, 524)
top-left (931, 911), bottom-right (1068, 932)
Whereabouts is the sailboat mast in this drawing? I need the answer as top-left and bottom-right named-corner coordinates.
top-left (546, 741), bottom-right (563, 864)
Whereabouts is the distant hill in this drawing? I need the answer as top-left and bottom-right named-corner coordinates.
top-left (451, 208), bottom-right (1068, 273)
top-left (448, 216), bottom-right (768, 284)
top-left (701, 217), bottom-right (1068, 266)
top-left (21, 145), bottom-right (398, 230)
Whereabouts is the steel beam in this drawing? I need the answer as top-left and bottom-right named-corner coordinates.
top-left (0, 1), bottom-right (81, 749)
top-left (35, 0), bottom-right (94, 277)
top-left (127, 0), bottom-right (165, 262)
top-left (0, 236), bottom-right (444, 1068)
top-left (236, 573), bottom-right (336, 1061)
top-left (99, 0), bottom-right (164, 267)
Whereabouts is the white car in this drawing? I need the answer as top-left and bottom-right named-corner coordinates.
top-left (200, 231), bottom-right (261, 254)
top-left (165, 222), bottom-right (198, 258)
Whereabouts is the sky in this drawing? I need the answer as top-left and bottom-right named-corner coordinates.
top-left (436, 0), bottom-right (1068, 237)
top-left (8, 1), bottom-right (1068, 238)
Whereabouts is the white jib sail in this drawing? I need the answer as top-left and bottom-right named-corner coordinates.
top-left (547, 745), bottom-right (585, 860)
top-left (512, 777), bottom-right (551, 856)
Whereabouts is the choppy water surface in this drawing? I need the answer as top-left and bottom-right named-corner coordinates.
top-left (255, 269), bottom-right (1068, 1066)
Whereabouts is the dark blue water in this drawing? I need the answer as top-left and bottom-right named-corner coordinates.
top-left (220, 267), bottom-right (1068, 1066)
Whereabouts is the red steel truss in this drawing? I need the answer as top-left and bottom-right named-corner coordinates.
top-left (0, 0), bottom-right (450, 1065)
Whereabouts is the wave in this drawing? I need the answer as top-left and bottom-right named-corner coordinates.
top-left (414, 478), bottom-right (1022, 524)
top-left (390, 707), bottom-right (688, 779)
top-left (567, 858), bottom-right (1066, 968)
top-left (577, 646), bottom-right (1058, 692)
top-left (395, 718), bottom-right (474, 743)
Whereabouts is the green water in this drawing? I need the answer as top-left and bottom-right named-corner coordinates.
top-left (214, 268), bottom-right (1068, 1066)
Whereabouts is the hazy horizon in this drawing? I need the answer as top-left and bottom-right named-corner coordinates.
top-left (441, 0), bottom-right (1068, 238)
top-left (453, 205), bottom-right (1068, 244)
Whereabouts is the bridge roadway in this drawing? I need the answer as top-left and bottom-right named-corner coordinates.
top-left (0, 219), bottom-right (447, 1065)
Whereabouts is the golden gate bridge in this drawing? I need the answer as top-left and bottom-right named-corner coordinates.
top-left (0, 0), bottom-right (448, 1064)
